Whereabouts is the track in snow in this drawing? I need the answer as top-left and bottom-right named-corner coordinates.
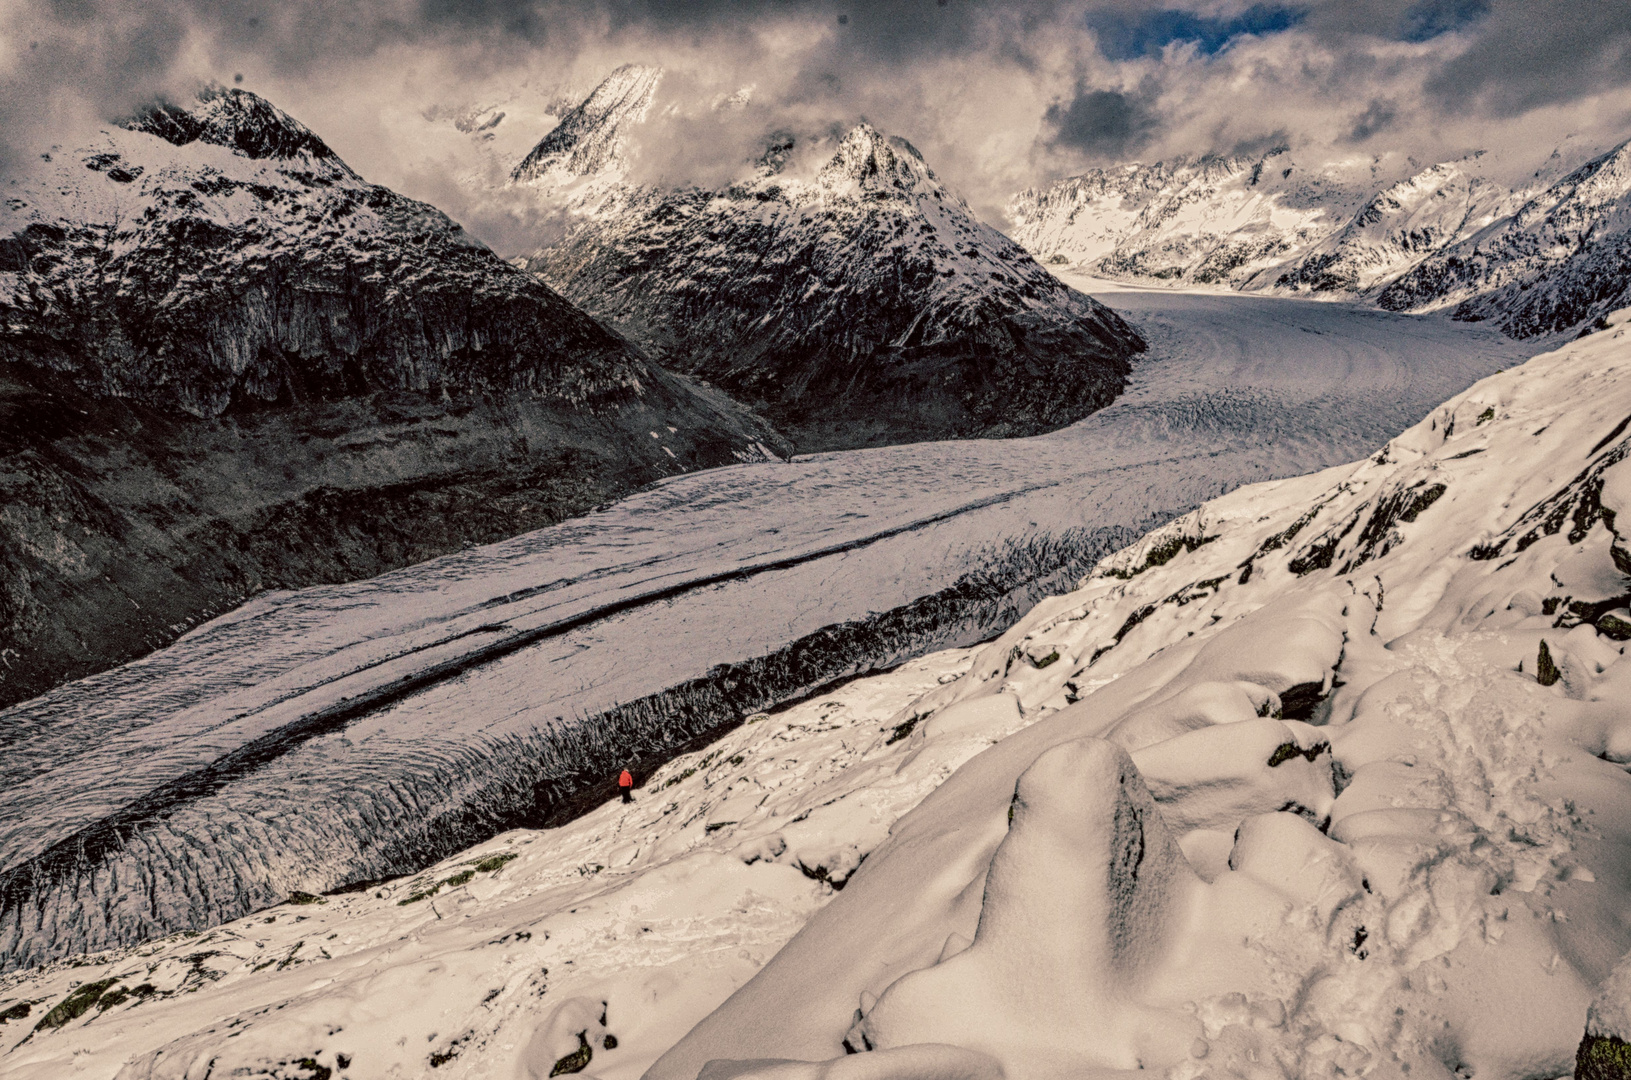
top-left (0, 282), bottom-right (1533, 969)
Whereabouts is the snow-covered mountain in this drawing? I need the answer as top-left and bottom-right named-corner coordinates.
top-left (1378, 139), bottom-right (1631, 337)
top-left (511, 68), bottom-right (1146, 452)
top-left (1006, 148), bottom-right (1408, 288)
top-left (1010, 138), bottom-right (1631, 342)
top-left (9, 306), bottom-right (1631, 1079)
top-left (1272, 155), bottom-right (1521, 294)
top-left (510, 63), bottom-right (661, 185)
top-left (0, 85), bottom-right (785, 708)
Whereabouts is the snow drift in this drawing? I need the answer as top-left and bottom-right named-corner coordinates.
top-left (652, 308), bottom-right (1631, 1079)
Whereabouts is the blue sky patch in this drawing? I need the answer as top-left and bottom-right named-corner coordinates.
top-left (1398, 0), bottom-right (1490, 42)
top-left (1087, 5), bottom-right (1306, 61)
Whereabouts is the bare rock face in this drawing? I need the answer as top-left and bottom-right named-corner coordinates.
top-left (0, 86), bottom-right (786, 708)
top-left (516, 72), bottom-right (1144, 453)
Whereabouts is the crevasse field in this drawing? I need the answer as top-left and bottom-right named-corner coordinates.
top-left (13, 287), bottom-right (1621, 1080)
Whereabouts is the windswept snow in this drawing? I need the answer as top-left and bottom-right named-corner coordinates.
top-left (0, 285), bottom-right (1528, 973)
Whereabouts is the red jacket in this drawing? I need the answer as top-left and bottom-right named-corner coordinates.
top-left (618, 770), bottom-right (633, 788)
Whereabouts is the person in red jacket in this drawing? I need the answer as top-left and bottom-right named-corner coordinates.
top-left (618, 768), bottom-right (635, 804)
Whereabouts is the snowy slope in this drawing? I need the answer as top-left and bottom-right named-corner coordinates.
top-left (655, 307), bottom-right (1631, 1080)
top-left (510, 68), bottom-right (1145, 451)
top-left (1379, 139), bottom-right (1631, 338)
top-left (1273, 156), bottom-right (1520, 295)
top-left (0, 85), bottom-right (655, 416)
top-left (0, 284), bottom-right (1528, 979)
top-left (1009, 142), bottom-right (1615, 316)
top-left (6, 305), bottom-right (1628, 1080)
top-left (1006, 149), bottom-right (1406, 288)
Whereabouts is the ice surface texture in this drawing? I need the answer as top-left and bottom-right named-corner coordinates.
top-left (0, 284), bottom-right (1524, 971)
top-left (8, 309), bottom-right (1630, 1080)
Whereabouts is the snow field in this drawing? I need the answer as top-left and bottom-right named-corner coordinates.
top-left (653, 310), bottom-right (1631, 1080)
top-left (0, 281), bottom-right (1528, 973)
top-left (4, 311), bottom-right (1626, 1078)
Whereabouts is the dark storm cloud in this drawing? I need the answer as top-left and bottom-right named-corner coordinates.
top-left (1348, 98), bottom-right (1397, 142)
top-left (1041, 85), bottom-right (1159, 157)
top-left (7, 0), bottom-right (1631, 237)
top-left (1422, 0), bottom-right (1631, 115)
top-left (1396, 0), bottom-right (1488, 43)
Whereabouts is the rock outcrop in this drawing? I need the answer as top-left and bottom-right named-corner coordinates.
top-left (1378, 139), bottom-right (1631, 337)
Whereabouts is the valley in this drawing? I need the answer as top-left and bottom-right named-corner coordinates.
top-left (0, 279), bottom-right (1528, 974)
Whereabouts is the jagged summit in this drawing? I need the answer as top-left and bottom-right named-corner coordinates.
top-left (1006, 147), bottom-right (1396, 286)
top-left (1273, 157), bottom-right (1517, 294)
top-left (123, 85), bottom-right (347, 170)
top-left (511, 63), bottom-right (662, 183)
top-left (812, 124), bottom-right (943, 199)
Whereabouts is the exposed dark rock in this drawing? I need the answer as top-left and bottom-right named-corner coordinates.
top-left (1577, 1033), bottom-right (1631, 1080)
top-left (526, 116), bottom-right (1143, 453)
top-left (0, 87), bottom-right (786, 707)
top-left (1378, 139), bottom-right (1631, 338)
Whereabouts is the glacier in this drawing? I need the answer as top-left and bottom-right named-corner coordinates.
top-left (0, 282), bottom-right (1530, 972)
top-left (5, 301), bottom-right (1629, 1080)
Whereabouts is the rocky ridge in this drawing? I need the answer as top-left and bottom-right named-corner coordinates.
top-left (0, 86), bottom-right (785, 707)
top-left (1006, 147), bottom-right (1401, 288)
top-left (511, 68), bottom-right (1145, 452)
top-left (1378, 138), bottom-right (1631, 337)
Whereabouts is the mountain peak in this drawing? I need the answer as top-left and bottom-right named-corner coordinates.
top-left (512, 64), bottom-right (662, 183)
top-left (815, 123), bottom-right (941, 197)
top-left (123, 85), bottom-right (343, 165)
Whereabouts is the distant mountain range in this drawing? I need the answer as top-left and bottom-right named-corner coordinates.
top-left (0, 85), bottom-right (784, 707)
top-left (505, 66), bottom-right (1148, 452)
top-left (1009, 138), bottom-right (1631, 339)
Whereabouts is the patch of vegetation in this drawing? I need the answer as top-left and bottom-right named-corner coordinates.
top-left (1103, 534), bottom-right (1217, 580)
top-left (397, 884), bottom-right (441, 906)
top-left (287, 891), bottom-right (326, 905)
top-left (95, 983), bottom-right (156, 1011)
top-left (1476, 407), bottom-right (1495, 425)
top-left (34, 979), bottom-right (120, 1032)
top-left (1577, 1033), bottom-right (1631, 1080)
top-left (443, 869), bottom-right (476, 888)
top-left (551, 1033), bottom-right (593, 1076)
top-left (663, 768), bottom-right (697, 789)
top-left (1029, 649), bottom-right (1060, 670)
top-left (473, 852), bottom-right (517, 873)
top-left (291, 1057), bottom-right (332, 1080)
top-left (1599, 613), bottom-right (1631, 641)
top-left (0, 1000), bottom-right (33, 1023)
top-left (1266, 741), bottom-right (1329, 768)
top-left (886, 714), bottom-right (924, 744)
top-left (1537, 640), bottom-right (1561, 687)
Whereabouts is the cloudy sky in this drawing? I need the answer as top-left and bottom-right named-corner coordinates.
top-left (8, 0), bottom-right (1631, 251)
